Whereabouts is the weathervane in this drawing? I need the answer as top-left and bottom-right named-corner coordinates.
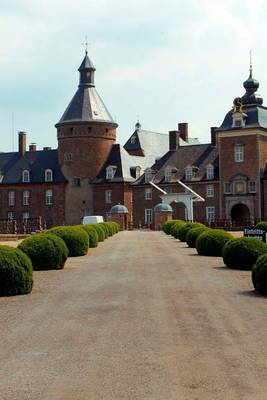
top-left (249, 49), bottom-right (253, 77)
top-left (82, 35), bottom-right (89, 55)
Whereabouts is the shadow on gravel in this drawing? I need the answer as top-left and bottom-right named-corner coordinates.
top-left (238, 290), bottom-right (267, 299)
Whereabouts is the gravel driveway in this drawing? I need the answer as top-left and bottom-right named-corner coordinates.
top-left (0, 231), bottom-right (267, 400)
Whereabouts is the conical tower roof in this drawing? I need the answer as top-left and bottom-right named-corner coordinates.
top-left (57, 53), bottom-right (117, 126)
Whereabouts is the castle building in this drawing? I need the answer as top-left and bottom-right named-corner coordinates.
top-left (1, 53), bottom-right (267, 231)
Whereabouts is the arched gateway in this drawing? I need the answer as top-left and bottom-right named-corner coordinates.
top-left (231, 203), bottom-right (250, 225)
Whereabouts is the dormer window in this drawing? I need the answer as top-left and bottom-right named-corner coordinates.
top-left (131, 135), bottom-right (136, 144)
top-left (0, 170), bottom-right (4, 183)
top-left (145, 169), bottom-right (153, 184)
top-left (22, 169), bottom-right (30, 183)
top-left (185, 167), bottom-right (193, 181)
top-left (45, 169), bottom-right (53, 182)
top-left (165, 167), bottom-right (172, 182)
top-left (232, 98), bottom-right (246, 128)
top-left (206, 165), bottom-right (214, 180)
top-left (106, 166), bottom-right (116, 180)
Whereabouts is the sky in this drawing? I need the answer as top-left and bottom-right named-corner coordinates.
top-left (0, 0), bottom-right (267, 152)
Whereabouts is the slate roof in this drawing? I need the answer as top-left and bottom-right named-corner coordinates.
top-left (0, 149), bottom-right (66, 184)
top-left (94, 144), bottom-right (155, 183)
top-left (219, 104), bottom-right (267, 131)
top-left (123, 128), bottom-right (200, 160)
top-left (133, 144), bottom-right (219, 185)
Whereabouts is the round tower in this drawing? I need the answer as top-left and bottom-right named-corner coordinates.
top-left (56, 52), bottom-right (118, 224)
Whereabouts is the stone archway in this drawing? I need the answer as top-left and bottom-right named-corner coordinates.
top-left (231, 203), bottom-right (250, 225)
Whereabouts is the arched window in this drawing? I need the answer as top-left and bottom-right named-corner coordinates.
top-left (185, 167), bottom-right (193, 181)
top-left (165, 167), bottom-right (172, 182)
top-left (23, 190), bottom-right (30, 206)
top-left (144, 169), bottom-right (153, 184)
top-left (206, 164), bottom-right (214, 180)
top-left (22, 169), bottom-right (30, 183)
top-left (45, 169), bottom-right (53, 182)
top-left (45, 189), bottom-right (53, 205)
top-left (131, 135), bottom-right (136, 144)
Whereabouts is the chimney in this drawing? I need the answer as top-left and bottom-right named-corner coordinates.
top-left (18, 131), bottom-right (26, 155)
top-left (29, 143), bottom-right (37, 152)
top-left (211, 127), bottom-right (218, 146)
top-left (178, 123), bottom-right (188, 142)
top-left (169, 130), bottom-right (180, 151)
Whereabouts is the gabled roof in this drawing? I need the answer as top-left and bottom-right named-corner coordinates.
top-left (133, 144), bottom-right (219, 185)
top-left (124, 128), bottom-right (200, 160)
top-left (94, 144), bottom-right (155, 183)
top-left (0, 150), bottom-right (66, 184)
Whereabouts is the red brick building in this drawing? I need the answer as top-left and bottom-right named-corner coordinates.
top-left (1, 53), bottom-right (267, 231)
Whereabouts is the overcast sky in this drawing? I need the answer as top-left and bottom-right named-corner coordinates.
top-left (0, 0), bottom-right (267, 152)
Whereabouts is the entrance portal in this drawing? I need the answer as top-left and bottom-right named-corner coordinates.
top-left (231, 203), bottom-right (250, 225)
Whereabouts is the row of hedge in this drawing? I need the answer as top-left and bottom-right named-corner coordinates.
top-left (0, 221), bottom-right (120, 296)
top-left (163, 219), bottom-right (267, 295)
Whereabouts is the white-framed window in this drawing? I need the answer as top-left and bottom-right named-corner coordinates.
top-left (206, 165), bottom-right (214, 180)
top-left (64, 153), bottom-right (73, 162)
top-left (22, 211), bottom-right (29, 221)
top-left (106, 166), bottom-right (116, 179)
top-left (23, 190), bottom-right (30, 206)
top-left (45, 189), bottom-right (53, 205)
top-left (235, 144), bottom-right (244, 162)
top-left (206, 185), bottom-right (214, 197)
top-left (144, 169), bottom-right (153, 183)
top-left (7, 211), bottom-right (15, 220)
top-left (185, 167), bottom-right (193, 181)
top-left (145, 209), bottom-right (153, 225)
top-left (135, 166), bottom-right (141, 179)
top-left (22, 169), bottom-right (30, 183)
top-left (248, 181), bottom-right (256, 193)
top-left (8, 190), bottom-right (15, 206)
top-left (206, 206), bottom-right (215, 221)
top-left (0, 171), bottom-right (4, 183)
top-left (165, 167), bottom-right (172, 182)
top-left (45, 169), bottom-right (53, 182)
top-left (105, 190), bottom-right (112, 204)
top-left (224, 182), bottom-right (232, 194)
top-left (145, 188), bottom-right (152, 200)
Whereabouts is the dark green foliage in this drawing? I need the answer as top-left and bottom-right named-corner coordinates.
top-left (162, 220), bottom-right (183, 235)
top-left (170, 221), bottom-right (187, 239)
top-left (252, 253), bottom-right (267, 294)
top-left (108, 221), bottom-right (120, 233)
top-left (256, 221), bottom-right (267, 231)
top-left (48, 226), bottom-right (89, 257)
top-left (80, 225), bottom-right (99, 247)
top-left (98, 223), bottom-right (109, 239)
top-left (222, 237), bottom-right (267, 270)
top-left (102, 222), bottom-right (114, 236)
top-left (186, 226), bottom-right (209, 248)
top-left (0, 245), bottom-right (33, 296)
top-left (196, 229), bottom-right (233, 256)
top-left (177, 222), bottom-right (205, 242)
top-left (91, 224), bottom-right (106, 242)
top-left (18, 233), bottom-right (68, 270)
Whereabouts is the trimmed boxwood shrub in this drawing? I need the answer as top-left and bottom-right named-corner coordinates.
top-left (109, 221), bottom-right (120, 233)
top-left (222, 237), bottom-right (267, 270)
top-left (256, 221), bottom-right (267, 231)
top-left (48, 226), bottom-right (89, 257)
top-left (163, 220), bottom-right (182, 235)
top-left (170, 221), bottom-right (186, 239)
top-left (196, 229), bottom-right (233, 256)
top-left (0, 245), bottom-right (33, 296)
top-left (177, 222), bottom-right (205, 242)
top-left (91, 224), bottom-right (106, 242)
top-left (18, 233), bottom-right (69, 270)
top-left (186, 226), bottom-right (209, 248)
top-left (103, 222), bottom-right (114, 236)
top-left (80, 225), bottom-right (98, 247)
top-left (98, 223), bottom-right (109, 239)
top-left (252, 253), bottom-right (267, 294)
